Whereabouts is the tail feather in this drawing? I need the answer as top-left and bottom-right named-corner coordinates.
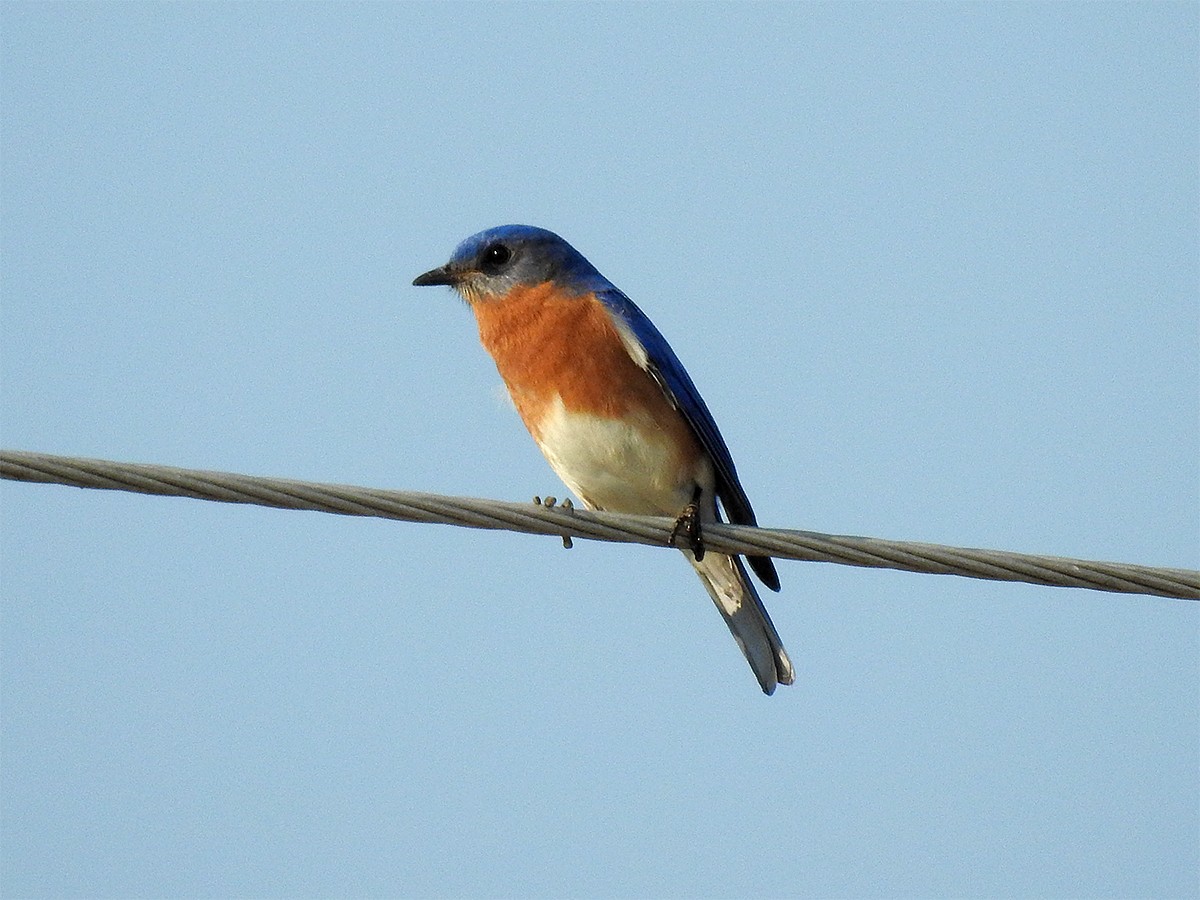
top-left (690, 552), bottom-right (794, 694)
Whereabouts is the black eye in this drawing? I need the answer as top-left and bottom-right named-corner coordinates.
top-left (480, 243), bottom-right (512, 273)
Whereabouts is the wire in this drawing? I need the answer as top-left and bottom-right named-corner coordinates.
top-left (2, 449), bottom-right (1196, 600)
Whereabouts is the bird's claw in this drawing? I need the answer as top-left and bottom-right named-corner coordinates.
top-left (669, 502), bottom-right (705, 561)
top-left (533, 495), bottom-right (574, 548)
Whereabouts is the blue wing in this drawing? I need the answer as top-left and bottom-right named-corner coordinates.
top-left (597, 287), bottom-right (780, 591)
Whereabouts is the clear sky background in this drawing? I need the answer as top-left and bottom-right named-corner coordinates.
top-left (2, 4), bottom-right (1197, 898)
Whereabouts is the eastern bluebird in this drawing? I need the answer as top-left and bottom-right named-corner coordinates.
top-left (414, 225), bottom-right (794, 694)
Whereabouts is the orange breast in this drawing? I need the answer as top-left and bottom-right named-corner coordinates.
top-left (470, 284), bottom-right (700, 458)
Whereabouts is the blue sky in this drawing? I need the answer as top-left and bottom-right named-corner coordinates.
top-left (2, 4), bottom-right (1197, 898)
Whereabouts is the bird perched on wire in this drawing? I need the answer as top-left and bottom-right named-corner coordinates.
top-left (413, 225), bottom-right (793, 694)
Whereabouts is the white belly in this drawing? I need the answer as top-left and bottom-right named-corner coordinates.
top-left (534, 396), bottom-right (711, 515)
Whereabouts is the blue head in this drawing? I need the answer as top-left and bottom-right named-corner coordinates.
top-left (413, 225), bottom-right (613, 302)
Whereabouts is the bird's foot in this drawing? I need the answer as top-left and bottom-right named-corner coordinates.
top-left (532, 495), bottom-right (574, 511)
top-left (533, 495), bottom-right (574, 548)
top-left (669, 502), bottom-right (705, 561)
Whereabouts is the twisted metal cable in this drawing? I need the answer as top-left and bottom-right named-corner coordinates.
top-left (2, 449), bottom-right (1196, 600)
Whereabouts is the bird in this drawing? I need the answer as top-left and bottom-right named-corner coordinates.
top-left (413, 225), bottom-right (794, 694)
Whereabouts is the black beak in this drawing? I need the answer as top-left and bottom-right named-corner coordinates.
top-left (412, 264), bottom-right (457, 287)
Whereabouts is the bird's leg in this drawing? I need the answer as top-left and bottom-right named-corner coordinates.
top-left (669, 484), bottom-right (705, 561)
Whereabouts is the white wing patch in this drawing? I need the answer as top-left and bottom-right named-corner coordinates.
top-left (609, 310), bottom-right (679, 411)
top-left (610, 313), bottom-right (650, 371)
